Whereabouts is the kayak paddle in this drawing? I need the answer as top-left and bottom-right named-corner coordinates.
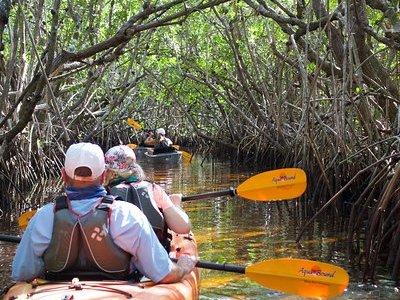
top-left (17, 168), bottom-right (306, 229)
top-left (18, 210), bottom-right (36, 230)
top-left (0, 233), bottom-right (348, 298)
top-left (0, 233), bottom-right (22, 243)
top-left (172, 256), bottom-right (348, 299)
top-left (126, 118), bottom-right (142, 130)
top-left (172, 145), bottom-right (193, 163)
top-left (183, 168), bottom-right (306, 202)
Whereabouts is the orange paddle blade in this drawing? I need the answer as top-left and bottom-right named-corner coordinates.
top-left (246, 258), bottom-right (349, 299)
top-left (18, 210), bottom-right (36, 230)
top-left (127, 143), bottom-right (138, 149)
top-left (236, 168), bottom-right (306, 201)
top-left (126, 118), bottom-right (142, 130)
top-left (173, 145), bottom-right (193, 163)
top-left (181, 150), bottom-right (193, 163)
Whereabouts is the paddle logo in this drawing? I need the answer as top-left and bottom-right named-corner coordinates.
top-left (91, 224), bottom-right (108, 242)
top-left (299, 265), bottom-right (336, 278)
top-left (272, 173), bottom-right (296, 184)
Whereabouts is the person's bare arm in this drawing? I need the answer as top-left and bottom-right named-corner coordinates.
top-left (169, 193), bottom-right (183, 206)
top-left (154, 191), bottom-right (191, 234)
top-left (163, 205), bottom-right (191, 234)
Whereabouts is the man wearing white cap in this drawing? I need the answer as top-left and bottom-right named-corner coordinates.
top-left (12, 142), bottom-right (196, 283)
top-left (154, 128), bottom-right (174, 154)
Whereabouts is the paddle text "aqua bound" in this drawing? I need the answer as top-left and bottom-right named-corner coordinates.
top-left (272, 174), bottom-right (296, 184)
top-left (299, 267), bottom-right (336, 278)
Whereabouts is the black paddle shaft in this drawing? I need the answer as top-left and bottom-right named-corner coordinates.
top-left (0, 234), bottom-right (21, 243)
top-left (171, 258), bottom-right (245, 274)
top-left (196, 260), bottom-right (246, 274)
top-left (182, 187), bottom-right (236, 202)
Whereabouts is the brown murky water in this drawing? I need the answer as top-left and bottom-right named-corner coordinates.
top-left (0, 155), bottom-right (399, 299)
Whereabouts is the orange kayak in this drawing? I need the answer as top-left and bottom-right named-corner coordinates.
top-left (3, 232), bottom-right (199, 300)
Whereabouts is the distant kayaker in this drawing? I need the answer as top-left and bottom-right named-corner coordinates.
top-left (142, 129), bottom-right (156, 147)
top-left (104, 145), bottom-right (191, 251)
top-left (11, 142), bottom-right (196, 283)
top-left (153, 127), bottom-right (175, 154)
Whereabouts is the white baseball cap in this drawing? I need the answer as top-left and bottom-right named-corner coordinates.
top-left (156, 128), bottom-right (165, 135)
top-left (64, 143), bottom-right (105, 181)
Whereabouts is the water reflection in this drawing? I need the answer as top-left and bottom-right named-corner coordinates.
top-left (0, 156), bottom-right (399, 299)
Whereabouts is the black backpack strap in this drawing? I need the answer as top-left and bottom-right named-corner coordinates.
top-left (101, 195), bottom-right (115, 204)
top-left (54, 195), bottom-right (68, 212)
top-left (127, 185), bottom-right (143, 210)
top-left (97, 194), bottom-right (116, 211)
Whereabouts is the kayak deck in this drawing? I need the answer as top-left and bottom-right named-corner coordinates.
top-left (133, 146), bottom-right (153, 160)
top-left (3, 233), bottom-right (199, 300)
top-left (144, 151), bottom-right (182, 164)
top-left (4, 277), bottom-right (198, 299)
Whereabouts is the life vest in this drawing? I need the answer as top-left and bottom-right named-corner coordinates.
top-left (109, 181), bottom-right (170, 251)
top-left (43, 195), bottom-right (131, 280)
top-left (154, 138), bottom-right (175, 154)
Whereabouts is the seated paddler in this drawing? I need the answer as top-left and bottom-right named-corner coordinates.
top-left (11, 142), bottom-right (196, 283)
top-left (104, 145), bottom-right (191, 251)
top-left (153, 128), bottom-right (176, 154)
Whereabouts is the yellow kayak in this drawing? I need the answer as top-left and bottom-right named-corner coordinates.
top-left (3, 232), bottom-right (199, 300)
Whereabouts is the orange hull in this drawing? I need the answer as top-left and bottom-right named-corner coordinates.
top-left (3, 232), bottom-right (199, 300)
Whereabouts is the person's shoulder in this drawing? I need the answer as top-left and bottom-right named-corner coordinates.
top-left (27, 202), bottom-right (55, 230)
top-left (144, 181), bottom-right (166, 193)
top-left (111, 198), bottom-right (145, 214)
top-left (36, 202), bottom-right (54, 215)
top-left (110, 199), bottom-right (150, 226)
top-left (151, 182), bottom-right (165, 192)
